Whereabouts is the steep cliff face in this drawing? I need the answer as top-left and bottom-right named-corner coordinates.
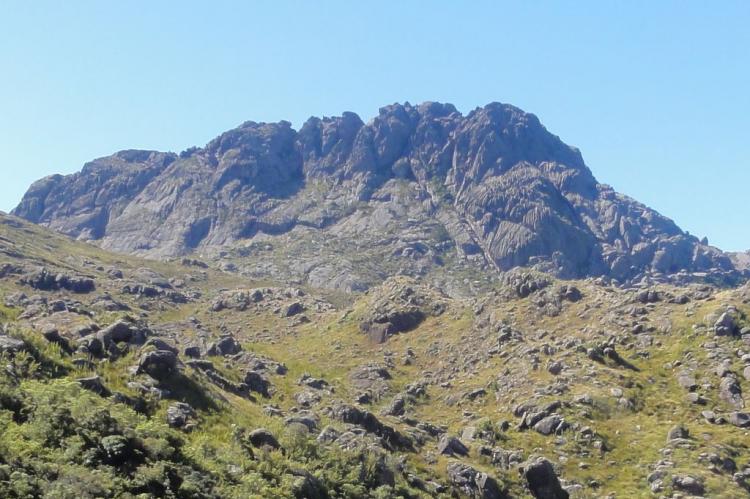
top-left (13, 102), bottom-right (737, 289)
top-left (14, 150), bottom-right (177, 241)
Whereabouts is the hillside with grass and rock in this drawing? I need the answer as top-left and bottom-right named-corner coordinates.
top-left (0, 212), bottom-right (749, 498)
top-left (4, 102), bottom-right (750, 498)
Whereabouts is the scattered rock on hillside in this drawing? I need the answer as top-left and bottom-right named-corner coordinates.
top-left (350, 364), bottom-right (392, 398)
top-left (20, 267), bottom-right (95, 293)
top-left (329, 403), bottom-right (413, 451)
top-left (359, 278), bottom-right (447, 343)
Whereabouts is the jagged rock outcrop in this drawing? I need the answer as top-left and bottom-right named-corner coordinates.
top-left (14, 102), bottom-right (740, 290)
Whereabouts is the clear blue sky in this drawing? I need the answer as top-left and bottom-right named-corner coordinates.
top-left (1, 1), bottom-right (748, 250)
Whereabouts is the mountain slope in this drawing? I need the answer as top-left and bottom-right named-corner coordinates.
top-left (0, 212), bottom-right (749, 498)
top-left (12, 102), bottom-right (739, 292)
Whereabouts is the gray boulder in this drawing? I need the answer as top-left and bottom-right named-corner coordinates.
top-left (316, 425), bottom-right (340, 444)
top-left (137, 350), bottom-right (178, 380)
top-left (671, 475), bottom-right (704, 495)
top-left (244, 370), bottom-right (272, 397)
top-left (166, 402), bottom-right (196, 428)
top-left (666, 424), bottom-right (689, 442)
top-left (438, 435), bottom-right (469, 456)
top-left (207, 335), bottom-right (241, 356)
top-left (248, 428), bottom-right (280, 450)
top-left (284, 301), bottom-right (305, 317)
top-left (533, 414), bottom-right (567, 436)
top-left (728, 412), bottom-right (750, 428)
top-left (144, 337), bottom-right (177, 354)
top-left (719, 376), bottom-right (744, 409)
top-left (446, 462), bottom-right (504, 499)
top-left (0, 335), bottom-right (26, 354)
top-left (522, 457), bottom-right (568, 499)
top-left (77, 375), bottom-right (111, 397)
top-left (715, 312), bottom-right (738, 336)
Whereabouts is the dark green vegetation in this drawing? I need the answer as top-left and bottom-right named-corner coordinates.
top-left (0, 212), bottom-right (749, 498)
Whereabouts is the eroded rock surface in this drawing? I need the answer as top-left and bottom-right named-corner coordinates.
top-left (13, 102), bottom-right (742, 291)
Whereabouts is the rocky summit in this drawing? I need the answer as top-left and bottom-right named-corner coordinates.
top-left (12, 102), bottom-right (742, 294)
top-left (3, 102), bottom-right (750, 498)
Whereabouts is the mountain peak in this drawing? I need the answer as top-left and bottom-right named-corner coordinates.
top-left (12, 101), bottom-right (743, 292)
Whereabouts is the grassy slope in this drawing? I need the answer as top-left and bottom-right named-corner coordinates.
top-left (0, 213), bottom-right (748, 497)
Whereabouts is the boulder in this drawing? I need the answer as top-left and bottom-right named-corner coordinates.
top-left (728, 412), bottom-right (750, 428)
top-left (184, 345), bottom-right (201, 358)
top-left (701, 410), bottom-right (718, 424)
top-left (533, 415), bottom-right (567, 436)
top-left (76, 376), bottom-right (111, 397)
top-left (317, 425), bottom-right (340, 444)
top-left (137, 350), bottom-right (177, 380)
top-left (330, 403), bottom-right (412, 450)
top-left (522, 457), bottom-right (568, 499)
top-left (295, 390), bottom-right (321, 407)
top-left (360, 309), bottom-right (425, 341)
top-left (666, 424), bottom-right (689, 442)
top-left (715, 312), bottom-right (738, 336)
top-left (284, 301), bottom-right (305, 317)
top-left (382, 394), bottom-right (406, 416)
top-left (285, 412), bottom-right (319, 432)
top-left (99, 320), bottom-right (138, 344)
top-left (547, 361), bottom-right (563, 375)
top-left (207, 335), bottom-right (241, 356)
top-left (719, 376), bottom-right (744, 409)
top-left (558, 285), bottom-right (581, 302)
top-left (248, 428), bottom-right (280, 450)
top-left (0, 335), bottom-right (26, 354)
top-left (438, 435), bottom-right (469, 456)
top-left (298, 374), bottom-right (329, 390)
top-left (244, 370), bottom-right (272, 397)
top-left (76, 335), bottom-right (104, 357)
top-left (676, 372), bottom-right (697, 391)
top-left (446, 462), bottom-right (504, 499)
top-left (166, 402), bottom-right (196, 428)
top-left (42, 328), bottom-right (70, 351)
top-left (636, 290), bottom-right (659, 304)
top-left (686, 392), bottom-right (707, 405)
top-left (20, 268), bottom-right (95, 293)
top-left (465, 388), bottom-right (487, 401)
top-left (350, 364), bottom-right (391, 398)
top-left (143, 337), bottom-right (177, 353)
top-left (671, 475), bottom-right (705, 495)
